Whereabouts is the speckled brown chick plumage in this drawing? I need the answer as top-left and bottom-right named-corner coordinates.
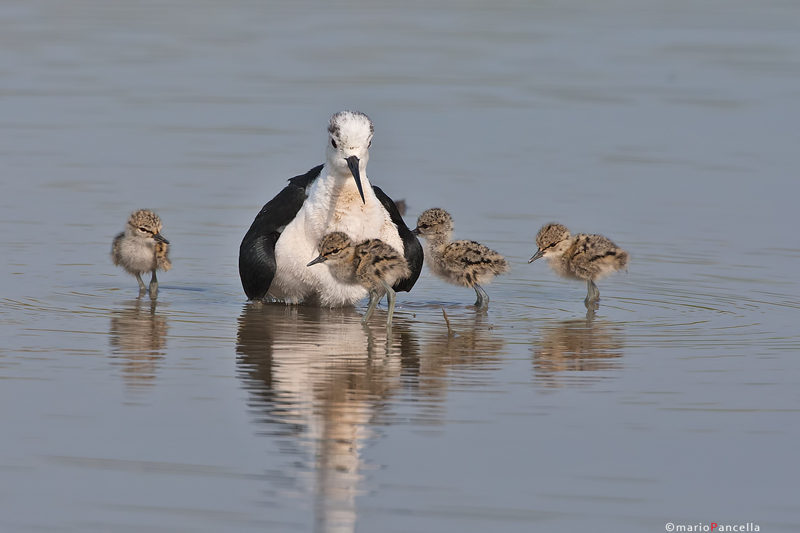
top-left (413, 208), bottom-right (509, 309)
top-left (529, 222), bottom-right (628, 305)
top-left (155, 240), bottom-right (172, 272)
top-left (308, 232), bottom-right (360, 285)
top-left (112, 209), bottom-right (170, 296)
top-left (354, 238), bottom-right (412, 294)
top-left (307, 232), bottom-right (410, 326)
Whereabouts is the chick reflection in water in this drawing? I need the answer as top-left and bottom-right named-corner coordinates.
top-left (407, 310), bottom-right (506, 401)
top-left (109, 298), bottom-right (168, 390)
top-left (235, 304), bottom-right (419, 533)
top-left (532, 318), bottom-right (624, 388)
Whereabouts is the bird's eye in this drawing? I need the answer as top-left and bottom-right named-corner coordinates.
top-left (139, 227), bottom-right (148, 233)
top-left (331, 139), bottom-right (338, 149)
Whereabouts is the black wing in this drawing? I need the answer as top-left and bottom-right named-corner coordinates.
top-left (372, 185), bottom-right (423, 293)
top-left (239, 165), bottom-right (323, 301)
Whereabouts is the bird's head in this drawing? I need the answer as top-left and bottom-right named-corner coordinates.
top-left (326, 111), bottom-right (374, 204)
top-left (412, 208), bottom-right (454, 238)
top-left (307, 231), bottom-right (355, 267)
top-left (529, 223), bottom-right (570, 263)
top-left (126, 209), bottom-right (168, 244)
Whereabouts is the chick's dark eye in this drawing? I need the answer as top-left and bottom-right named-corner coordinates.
top-left (331, 139), bottom-right (337, 149)
top-left (139, 227), bottom-right (148, 232)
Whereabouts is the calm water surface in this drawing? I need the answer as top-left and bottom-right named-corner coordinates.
top-left (1, 1), bottom-right (799, 532)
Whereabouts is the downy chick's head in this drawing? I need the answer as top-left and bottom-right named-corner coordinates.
top-left (126, 209), bottom-right (169, 244)
top-left (412, 208), bottom-right (454, 239)
top-left (529, 223), bottom-right (571, 263)
top-left (307, 232), bottom-right (356, 267)
top-left (326, 111), bottom-right (374, 204)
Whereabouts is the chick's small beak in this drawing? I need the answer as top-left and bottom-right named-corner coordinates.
top-left (411, 227), bottom-right (421, 236)
top-left (345, 155), bottom-right (366, 204)
top-left (307, 255), bottom-right (326, 267)
top-left (154, 233), bottom-right (169, 244)
top-left (528, 249), bottom-right (544, 263)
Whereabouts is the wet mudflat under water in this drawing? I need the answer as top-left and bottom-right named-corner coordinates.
top-left (1, 1), bottom-right (799, 531)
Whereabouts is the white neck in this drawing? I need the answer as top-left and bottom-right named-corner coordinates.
top-left (308, 164), bottom-right (378, 214)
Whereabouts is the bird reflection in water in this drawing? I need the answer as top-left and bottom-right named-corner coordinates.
top-left (413, 311), bottom-right (505, 402)
top-left (108, 298), bottom-right (168, 390)
top-left (236, 303), bottom-right (419, 533)
top-left (235, 304), bottom-right (504, 533)
top-left (532, 316), bottom-right (625, 389)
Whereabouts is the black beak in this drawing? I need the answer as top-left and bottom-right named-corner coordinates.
top-left (307, 255), bottom-right (326, 267)
top-left (411, 227), bottom-right (421, 236)
top-left (528, 249), bottom-right (544, 263)
top-left (345, 155), bottom-right (366, 204)
top-left (154, 233), bottom-right (169, 244)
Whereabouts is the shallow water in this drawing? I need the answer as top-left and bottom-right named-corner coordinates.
top-left (2, 1), bottom-right (800, 531)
